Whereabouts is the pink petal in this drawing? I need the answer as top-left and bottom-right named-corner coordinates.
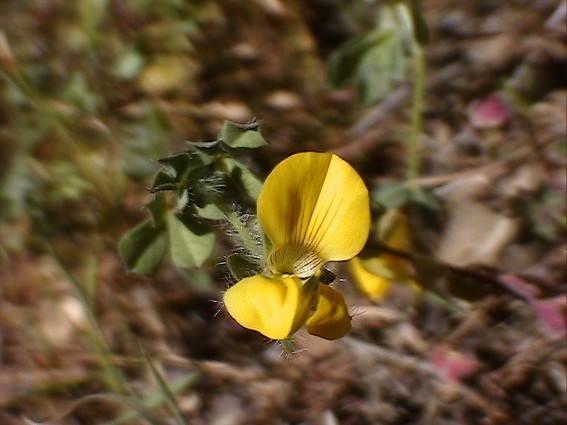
top-left (429, 344), bottom-right (480, 382)
top-left (532, 296), bottom-right (567, 337)
top-left (468, 93), bottom-right (511, 129)
top-left (499, 274), bottom-right (540, 299)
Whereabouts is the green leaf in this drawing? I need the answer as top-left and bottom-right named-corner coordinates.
top-left (146, 193), bottom-right (169, 226)
top-left (157, 152), bottom-right (192, 179)
top-left (227, 253), bottom-right (261, 280)
top-left (105, 373), bottom-right (199, 425)
top-left (357, 32), bottom-right (406, 104)
top-left (167, 212), bottom-right (215, 268)
top-left (150, 170), bottom-right (178, 193)
top-left (328, 28), bottom-right (407, 105)
top-left (28, 393), bottom-right (172, 425)
top-left (375, 182), bottom-right (412, 209)
top-left (221, 157), bottom-right (263, 202)
top-left (195, 202), bottom-right (224, 220)
top-left (177, 189), bottom-right (189, 211)
top-left (157, 150), bottom-right (214, 181)
top-left (121, 107), bottom-right (169, 179)
top-left (220, 120), bottom-right (268, 149)
top-left (190, 139), bottom-right (220, 149)
top-left (409, 185), bottom-right (440, 214)
top-left (183, 268), bottom-right (215, 291)
top-left (328, 30), bottom-right (388, 87)
top-left (142, 349), bottom-right (188, 425)
top-left (375, 183), bottom-right (440, 213)
top-left (118, 219), bottom-right (168, 275)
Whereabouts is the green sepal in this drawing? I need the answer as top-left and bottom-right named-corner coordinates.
top-left (219, 120), bottom-right (268, 149)
top-left (280, 338), bottom-right (295, 355)
top-left (167, 211), bottom-right (215, 269)
top-left (118, 219), bottom-right (168, 275)
top-left (226, 253), bottom-right (261, 280)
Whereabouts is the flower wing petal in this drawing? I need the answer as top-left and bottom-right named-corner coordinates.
top-left (223, 275), bottom-right (316, 340)
top-left (305, 284), bottom-right (351, 340)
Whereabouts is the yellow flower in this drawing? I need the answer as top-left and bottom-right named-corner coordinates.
top-left (348, 257), bottom-right (393, 301)
top-left (349, 209), bottom-right (419, 301)
top-left (223, 152), bottom-right (370, 340)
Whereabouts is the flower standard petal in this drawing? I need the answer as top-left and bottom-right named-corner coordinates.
top-left (305, 154), bottom-right (370, 261)
top-left (258, 152), bottom-right (370, 277)
top-left (305, 284), bottom-right (351, 340)
top-left (223, 275), bottom-right (318, 340)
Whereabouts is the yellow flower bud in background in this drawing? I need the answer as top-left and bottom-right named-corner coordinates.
top-left (349, 209), bottom-right (420, 301)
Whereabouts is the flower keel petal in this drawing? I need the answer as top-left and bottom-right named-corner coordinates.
top-left (306, 284), bottom-right (351, 340)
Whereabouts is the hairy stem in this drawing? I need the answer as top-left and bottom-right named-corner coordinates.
top-left (223, 208), bottom-right (262, 259)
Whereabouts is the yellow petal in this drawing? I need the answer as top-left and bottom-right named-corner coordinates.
top-left (378, 209), bottom-right (411, 250)
top-left (305, 284), bottom-right (351, 340)
top-left (352, 209), bottom-right (413, 283)
top-left (348, 257), bottom-right (392, 301)
top-left (258, 152), bottom-right (370, 277)
top-left (373, 209), bottom-right (413, 277)
top-left (357, 255), bottom-right (413, 282)
top-left (223, 275), bottom-right (318, 340)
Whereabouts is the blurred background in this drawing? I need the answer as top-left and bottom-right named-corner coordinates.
top-left (0, 1), bottom-right (565, 424)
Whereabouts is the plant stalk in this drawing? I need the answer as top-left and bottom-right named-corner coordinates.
top-left (407, 43), bottom-right (425, 184)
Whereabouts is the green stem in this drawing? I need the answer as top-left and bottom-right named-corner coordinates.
top-left (407, 44), bottom-right (425, 184)
top-left (143, 348), bottom-right (188, 425)
top-left (223, 208), bottom-right (262, 259)
top-left (48, 247), bottom-right (128, 394)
